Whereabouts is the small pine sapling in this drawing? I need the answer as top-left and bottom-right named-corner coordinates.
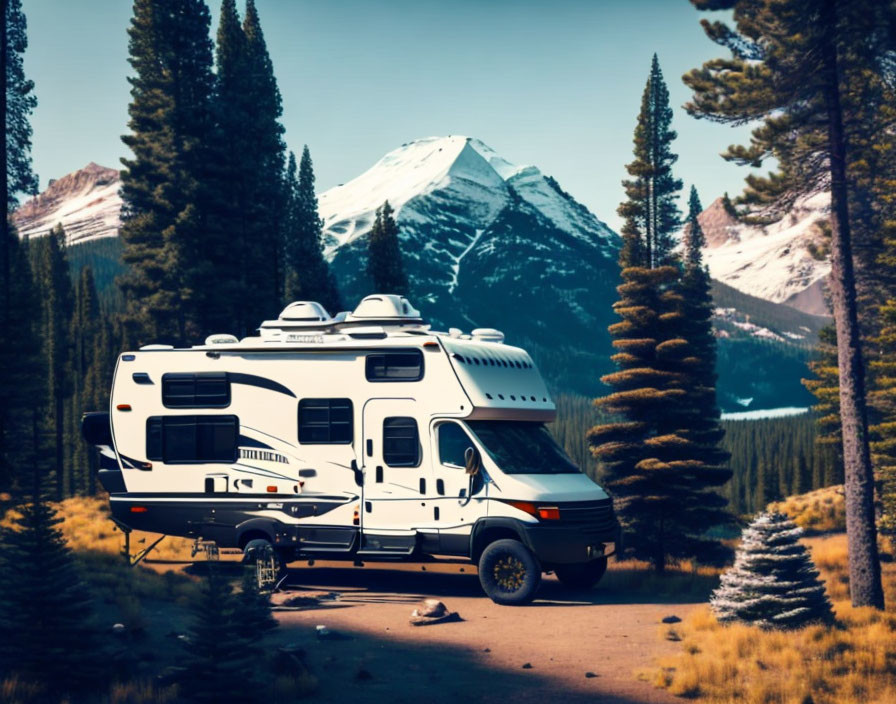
top-left (711, 512), bottom-right (833, 629)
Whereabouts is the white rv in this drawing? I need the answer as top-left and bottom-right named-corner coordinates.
top-left (83, 295), bottom-right (618, 604)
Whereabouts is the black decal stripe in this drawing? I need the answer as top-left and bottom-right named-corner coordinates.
top-left (228, 373), bottom-right (296, 398)
top-left (238, 435), bottom-right (273, 449)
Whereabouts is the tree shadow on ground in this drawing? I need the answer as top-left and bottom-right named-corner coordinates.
top-left (271, 612), bottom-right (665, 704)
top-left (274, 563), bottom-right (717, 606)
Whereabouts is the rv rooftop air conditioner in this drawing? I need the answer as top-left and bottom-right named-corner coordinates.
top-left (258, 301), bottom-right (334, 333)
top-left (344, 294), bottom-right (424, 324)
top-left (471, 328), bottom-right (505, 344)
top-left (277, 301), bottom-right (332, 322)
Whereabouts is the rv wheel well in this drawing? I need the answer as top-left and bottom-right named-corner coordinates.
top-left (239, 529), bottom-right (273, 550)
top-left (472, 525), bottom-right (522, 562)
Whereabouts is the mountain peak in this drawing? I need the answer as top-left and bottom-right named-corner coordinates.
top-left (319, 136), bottom-right (616, 253)
top-left (13, 163), bottom-right (122, 244)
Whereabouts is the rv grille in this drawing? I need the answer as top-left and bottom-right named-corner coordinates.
top-left (557, 498), bottom-right (617, 538)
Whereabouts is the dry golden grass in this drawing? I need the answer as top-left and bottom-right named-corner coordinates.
top-left (1, 496), bottom-right (201, 606)
top-left (32, 495), bottom-right (196, 561)
top-left (652, 533), bottom-right (896, 704)
top-left (604, 555), bottom-right (723, 601)
top-left (769, 485), bottom-right (846, 535)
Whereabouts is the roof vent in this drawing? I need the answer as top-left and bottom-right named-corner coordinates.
top-left (205, 333), bottom-right (238, 345)
top-left (277, 301), bottom-right (332, 322)
top-left (346, 294), bottom-right (422, 322)
top-left (471, 328), bottom-right (505, 343)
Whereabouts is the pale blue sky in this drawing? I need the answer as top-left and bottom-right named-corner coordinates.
top-left (22, 0), bottom-right (754, 231)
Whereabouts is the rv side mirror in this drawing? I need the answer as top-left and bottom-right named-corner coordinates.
top-left (464, 447), bottom-right (481, 476)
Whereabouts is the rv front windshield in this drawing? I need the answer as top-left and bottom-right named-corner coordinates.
top-left (465, 420), bottom-right (580, 475)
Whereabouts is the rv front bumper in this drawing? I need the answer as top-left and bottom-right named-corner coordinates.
top-left (520, 521), bottom-right (620, 566)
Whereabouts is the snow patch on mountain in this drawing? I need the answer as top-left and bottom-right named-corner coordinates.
top-left (13, 163), bottom-right (122, 245)
top-left (318, 136), bottom-right (617, 257)
top-left (699, 192), bottom-right (831, 313)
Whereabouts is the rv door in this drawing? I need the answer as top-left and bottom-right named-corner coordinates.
top-left (360, 399), bottom-right (430, 553)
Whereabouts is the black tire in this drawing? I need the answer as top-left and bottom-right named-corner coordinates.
top-left (478, 539), bottom-right (541, 605)
top-left (554, 557), bottom-right (608, 590)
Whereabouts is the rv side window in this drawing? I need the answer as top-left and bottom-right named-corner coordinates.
top-left (162, 373), bottom-right (230, 408)
top-left (298, 398), bottom-right (353, 444)
top-left (438, 422), bottom-right (473, 468)
top-left (383, 417), bottom-right (420, 467)
top-left (365, 350), bottom-right (424, 382)
top-left (146, 415), bottom-right (238, 463)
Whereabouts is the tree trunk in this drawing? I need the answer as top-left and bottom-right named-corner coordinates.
top-left (819, 0), bottom-right (884, 609)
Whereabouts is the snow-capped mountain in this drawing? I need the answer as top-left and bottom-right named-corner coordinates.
top-left (699, 192), bottom-right (831, 316)
top-left (320, 136), bottom-right (621, 391)
top-left (12, 162), bottom-right (122, 245)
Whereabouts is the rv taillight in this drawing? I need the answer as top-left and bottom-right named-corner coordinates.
top-left (130, 506), bottom-right (147, 513)
top-left (423, 342), bottom-right (439, 350)
top-left (266, 485), bottom-right (277, 493)
top-left (537, 507), bottom-right (560, 520)
top-left (116, 404), bottom-right (132, 411)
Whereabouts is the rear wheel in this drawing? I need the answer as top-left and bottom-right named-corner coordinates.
top-left (554, 557), bottom-right (608, 590)
top-left (478, 539), bottom-right (541, 605)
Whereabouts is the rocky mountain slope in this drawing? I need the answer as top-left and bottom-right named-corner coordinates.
top-left (698, 193), bottom-right (831, 316)
top-left (12, 162), bottom-right (122, 244)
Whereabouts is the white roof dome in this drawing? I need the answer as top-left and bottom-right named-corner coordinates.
top-left (346, 294), bottom-right (421, 321)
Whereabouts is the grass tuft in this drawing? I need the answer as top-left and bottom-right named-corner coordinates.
top-left (769, 485), bottom-right (846, 535)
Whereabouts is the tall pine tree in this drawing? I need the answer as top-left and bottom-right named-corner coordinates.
top-left (4, 0), bottom-right (38, 212)
top-left (367, 201), bottom-right (409, 296)
top-left (118, 0), bottom-right (216, 345)
top-left (684, 0), bottom-right (895, 608)
top-left (283, 147), bottom-right (343, 314)
top-left (590, 58), bottom-right (729, 571)
top-left (2, 0), bottom-right (43, 500)
top-left (68, 267), bottom-right (101, 494)
top-left (209, 0), bottom-right (289, 337)
top-left (31, 226), bottom-right (73, 502)
top-left (678, 186), bottom-right (731, 511)
top-left (0, 227), bottom-right (42, 498)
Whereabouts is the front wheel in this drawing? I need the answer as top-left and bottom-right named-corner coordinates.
top-left (478, 539), bottom-right (541, 605)
top-left (554, 557), bottom-right (608, 590)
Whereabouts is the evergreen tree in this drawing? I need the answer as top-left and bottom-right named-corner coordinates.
top-left (209, 0), bottom-right (289, 337)
top-left (69, 267), bottom-right (100, 494)
top-left (366, 201), bottom-right (409, 296)
top-left (31, 226), bottom-right (73, 501)
top-left (243, 0), bottom-right (288, 313)
top-left (118, 0), bottom-right (216, 345)
top-left (590, 58), bottom-right (728, 571)
top-left (283, 147), bottom-right (343, 313)
top-left (684, 0), bottom-right (895, 609)
top-left (4, 0), bottom-right (38, 212)
top-left (678, 186), bottom-right (732, 521)
top-left (178, 566), bottom-right (259, 704)
top-left (0, 226), bottom-right (42, 498)
top-left (710, 512), bottom-right (833, 630)
top-left (873, 220), bottom-right (896, 537)
top-left (617, 54), bottom-right (682, 269)
top-left (233, 566), bottom-right (278, 644)
top-left (0, 499), bottom-right (103, 696)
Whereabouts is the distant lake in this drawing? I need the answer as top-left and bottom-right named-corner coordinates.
top-left (721, 407), bottom-right (810, 421)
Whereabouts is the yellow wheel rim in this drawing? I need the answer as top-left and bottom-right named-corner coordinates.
top-left (493, 556), bottom-right (526, 592)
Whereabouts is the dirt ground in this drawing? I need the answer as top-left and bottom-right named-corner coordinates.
top-left (259, 560), bottom-right (698, 704)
